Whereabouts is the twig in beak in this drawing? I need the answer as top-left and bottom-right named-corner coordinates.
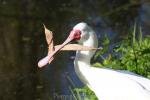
top-left (54, 44), bottom-right (102, 51)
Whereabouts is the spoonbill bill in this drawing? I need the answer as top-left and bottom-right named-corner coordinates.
top-left (38, 22), bottom-right (150, 100)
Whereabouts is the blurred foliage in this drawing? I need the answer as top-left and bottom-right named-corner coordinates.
top-left (94, 23), bottom-right (150, 78)
top-left (74, 86), bottom-right (98, 100)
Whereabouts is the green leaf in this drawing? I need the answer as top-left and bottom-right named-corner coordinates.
top-left (139, 26), bottom-right (143, 45)
top-left (92, 62), bottom-right (103, 67)
top-left (132, 22), bottom-right (136, 45)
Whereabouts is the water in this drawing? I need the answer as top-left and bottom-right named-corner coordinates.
top-left (0, 0), bottom-right (150, 100)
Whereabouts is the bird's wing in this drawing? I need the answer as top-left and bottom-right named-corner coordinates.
top-left (117, 70), bottom-right (150, 91)
top-left (85, 67), bottom-right (150, 100)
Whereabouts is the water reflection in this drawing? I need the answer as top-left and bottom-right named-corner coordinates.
top-left (0, 0), bottom-right (149, 100)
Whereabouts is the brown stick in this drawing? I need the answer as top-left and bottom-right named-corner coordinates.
top-left (53, 44), bottom-right (102, 51)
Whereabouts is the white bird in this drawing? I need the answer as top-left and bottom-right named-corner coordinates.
top-left (72, 22), bottom-right (150, 100)
top-left (39, 22), bottom-right (150, 100)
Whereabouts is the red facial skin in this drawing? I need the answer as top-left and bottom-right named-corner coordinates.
top-left (38, 29), bottom-right (81, 68)
top-left (69, 29), bottom-right (81, 40)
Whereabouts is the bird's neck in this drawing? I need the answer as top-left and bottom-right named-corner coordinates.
top-left (74, 31), bottom-right (98, 85)
top-left (74, 32), bottom-right (98, 84)
top-left (75, 32), bottom-right (98, 66)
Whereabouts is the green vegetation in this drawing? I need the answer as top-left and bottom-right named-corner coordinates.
top-left (69, 24), bottom-right (150, 100)
top-left (94, 23), bottom-right (150, 78)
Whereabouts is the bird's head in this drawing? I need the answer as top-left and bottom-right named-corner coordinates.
top-left (72, 22), bottom-right (91, 43)
top-left (58, 22), bottom-right (92, 48)
top-left (38, 22), bottom-right (97, 68)
top-left (51, 22), bottom-right (96, 55)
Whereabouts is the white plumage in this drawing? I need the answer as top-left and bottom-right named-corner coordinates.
top-left (73, 22), bottom-right (150, 100)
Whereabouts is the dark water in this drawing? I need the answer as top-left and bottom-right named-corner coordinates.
top-left (0, 0), bottom-right (150, 100)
